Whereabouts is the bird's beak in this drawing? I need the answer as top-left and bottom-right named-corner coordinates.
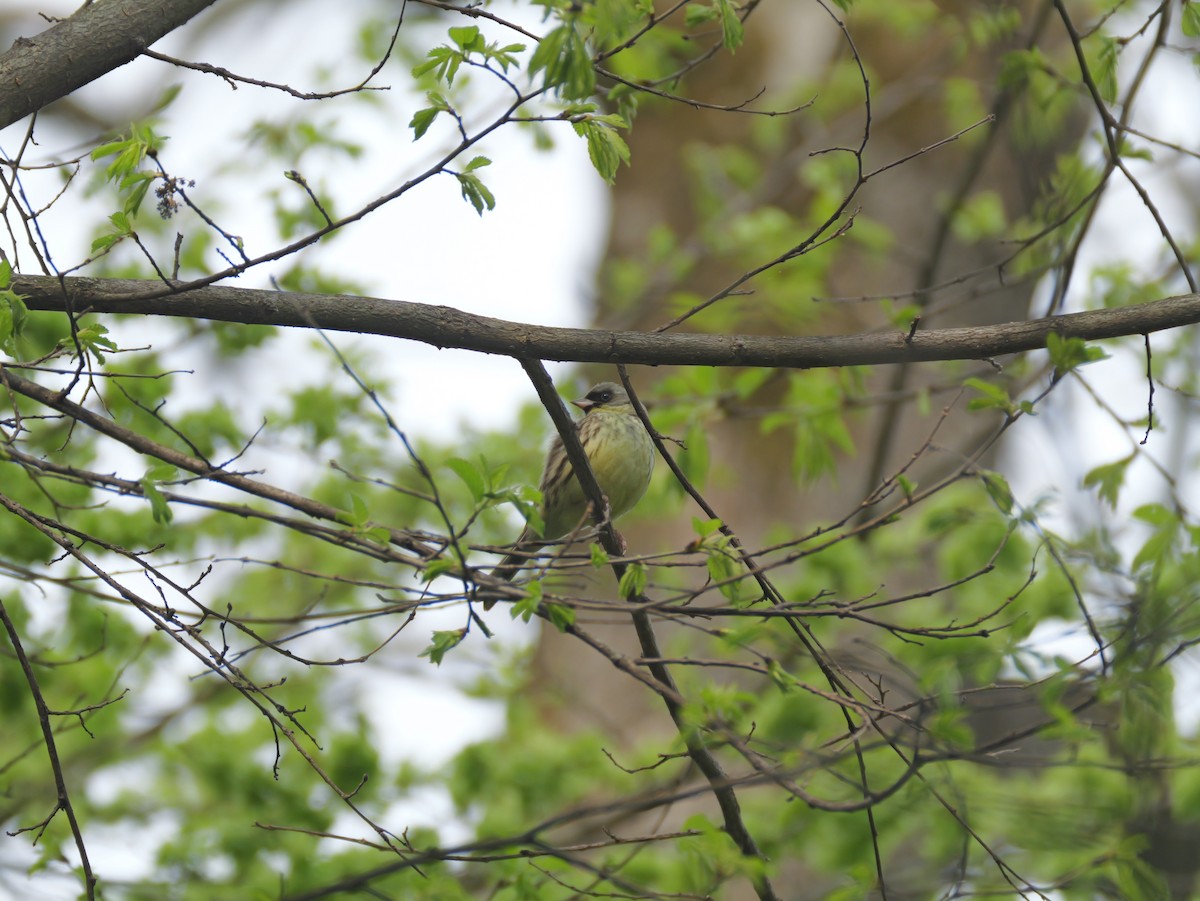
top-left (572, 397), bottom-right (595, 412)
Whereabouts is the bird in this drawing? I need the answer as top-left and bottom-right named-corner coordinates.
top-left (486, 381), bottom-right (655, 601)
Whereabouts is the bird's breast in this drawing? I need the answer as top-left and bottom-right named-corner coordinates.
top-left (585, 411), bottom-right (654, 518)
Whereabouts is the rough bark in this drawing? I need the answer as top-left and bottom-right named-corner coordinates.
top-left (14, 274), bottom-right (1197, 369)
top-left (0, 0), bottom-right (219, 130)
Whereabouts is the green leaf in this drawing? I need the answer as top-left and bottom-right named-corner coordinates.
top-left (1131, 503), bottom-right (1179, 571)
top-left (348, 493), bottom-right (370, 527)
top-left (1186, 1), bottom-right (1200, 37)
top-left (1111, 854), bottom-right (1170, 901)
top-left (121, 172), bottom-right (153, 216)
top-left (419, 628), bottom-right (467, 666)
top-left (148, 82), bottom-right (183, 115)
top-left (1046, 332), bottom-right (1108, 374)
top-left (963, 377), bottom-right (1014, 414)
top-left (413, 46), bottom-right (464, 85)
top-left (110, 211), bottom-right (132, 233)
top-left (65, 324), bottom-right (119, 363)
top-left (766, 659), bottom-right (795, 693)
top-left (446, 457), bottom-right (485, 501)
top-left (1093, 36), bottom-right (1118, 104)
top-left (511, 579), bottom-right (543, 622)
top-left (145, 463), bottom-right (177, 482)
top-left (409, 92), bottom-right (451, 141)
top-left (716, 0), bottom-right (745, 51)
top-left (572, 116), bottom-right (631, 183)
top-left (488, 42), bottom-right (526, 73)
top-left (90, 124), bottom-right (167, 209)
top-left (1133, 502), bottom-right (1175, 528)
top-left (685, 4), bottom-right (720, 27)
top-left (545, 602), bottom-right (575, 631)
top-left (619, 562), bottom-right (647, 599)
top-left (1082, 455), bottom-right (1133, 509)
top-left (140, 467), bottom-right (176, 524)
top-left (0, 305), bottom-right (12, 357)
top-left (423, 558), bottom-right (458, 582)
top-left (456, 172), bottom-right (496, 215)
top-left (91, 210), bottom-right (136, 254)
top-left (448, 25), bottom-right (482, 52)
top-left (529, 24), bottom-right (595, 100)
top-left (706, 547), bottom-right (744, 603)
top-left (496, 484), bottom-right (545, 538)
top-left (90, 232), bottom-right (121, 253)
top-left (1119, 140), bottom-right (1153, 162)
top-left (0, 288), bottom-right (27, 356)
top-left (409, 107), bottom-right (440, 140)
top-left (364, 525), bottom-right (391, 544)
top-left (980, 470), bottom-right (1014, 515)
top-left (463, 155), bottom-right (491, 172)
top-left (590, 544), bottom-right (610, 568)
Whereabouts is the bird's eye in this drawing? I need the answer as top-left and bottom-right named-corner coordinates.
top-left (599, 391), bottom-right (612, 402)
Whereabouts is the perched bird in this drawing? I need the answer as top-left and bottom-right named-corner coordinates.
top-left (487, 381), bottom-right (654, 597)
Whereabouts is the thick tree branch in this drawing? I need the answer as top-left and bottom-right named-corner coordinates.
top-left (14, 275), bottom-right (1200, 369)
top-left (0, 0), bottom-right (219, 131)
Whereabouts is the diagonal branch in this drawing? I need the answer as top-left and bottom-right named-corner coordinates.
top-left (518, 358), bottom-right (781, 901)
top-left (0, 596), bottom-right (96, 900)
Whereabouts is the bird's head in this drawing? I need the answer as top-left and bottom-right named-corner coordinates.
top-left (573, 382), bottom-right (633, 413)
